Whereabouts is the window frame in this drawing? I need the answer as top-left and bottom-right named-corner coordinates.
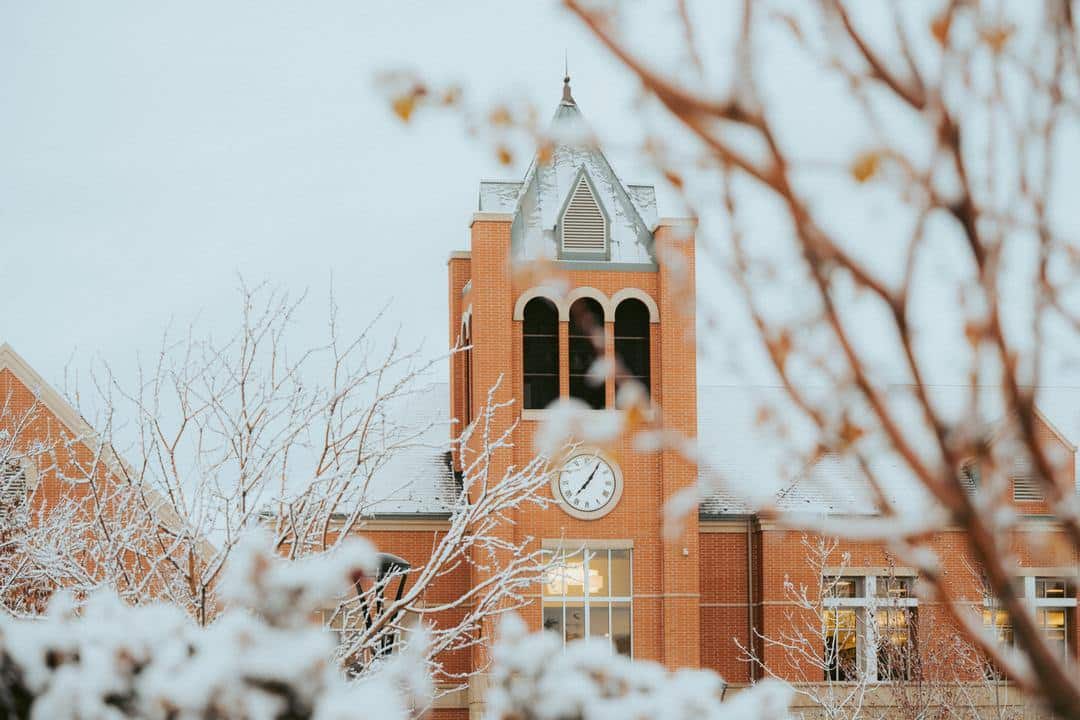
top-left (568, 298), bottom-right (606, 410)
top-left (823, 574), bottom-right (919, 682)
top-left (984, 575), bottom-right (1076, 665)
top-left (522, 297), bottom-right (560, 411)
top-left (542, 545), bottom-right (633, 657)
top-left (613, 298), bottom-right (651, 403)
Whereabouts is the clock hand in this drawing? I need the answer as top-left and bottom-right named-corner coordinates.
top-left (574, 462), bottom-right (601, 497)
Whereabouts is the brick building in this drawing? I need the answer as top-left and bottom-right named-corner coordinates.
top-left (366, 79), bottom-right (1080, 718)
top-left (2, 78), bottom-right (1078, 719)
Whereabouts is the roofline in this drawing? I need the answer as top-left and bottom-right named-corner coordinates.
top-left (1034, 406), bottom-right (1077, 452)
top-left (0, 342), bottom-right (218, 563)
top-left (655, 216), bottom-right (698, 228)
top-left (469, 212), bottom-right (513, 227)
top-left (366, 512), bottom-right (453, 521)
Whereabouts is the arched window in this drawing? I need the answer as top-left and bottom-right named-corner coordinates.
top-left (523, 298), bottom-right (559, 410)
top-left (615, 299), bottom-right (650, 402)
top-left (462, 318), bottom-right (473, 424)
top-left (569, 298), bottom-right (605, 409)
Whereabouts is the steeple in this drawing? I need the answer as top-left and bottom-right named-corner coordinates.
top-left (562, 73), bottom-right (574, 105)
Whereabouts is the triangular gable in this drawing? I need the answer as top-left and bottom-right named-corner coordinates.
top-left (0, 342), bottom-right (216, 562)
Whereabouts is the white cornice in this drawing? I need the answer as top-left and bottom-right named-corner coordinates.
top-left (469, 212), bottom-right (513, 227)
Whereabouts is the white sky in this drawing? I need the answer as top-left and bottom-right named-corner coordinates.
top-left (5, 2), bottom-right (1080, 435)
top-left (0, 1), bottom-right (684, 388)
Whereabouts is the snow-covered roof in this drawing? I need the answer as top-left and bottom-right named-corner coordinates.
top-left (479, 181), bottom-right (523, 213)
top-left (360, 382), bottom-right (458, 516)
top-left (483, 80), bottom-right (658, 265)
top-left (697, 384), bottom-right (1080, 518)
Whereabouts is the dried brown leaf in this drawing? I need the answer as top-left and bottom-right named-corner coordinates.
top-left (851, 151), bottom-right (882, 183)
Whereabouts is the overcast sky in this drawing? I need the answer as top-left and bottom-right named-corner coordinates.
top-left (1, 1), bottom-right (688, 389)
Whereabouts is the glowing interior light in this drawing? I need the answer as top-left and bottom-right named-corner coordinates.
top-left (545, 562), bottom-right (604, 595)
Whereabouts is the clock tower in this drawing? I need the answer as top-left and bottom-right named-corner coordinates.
top-left (447, 76), bottom-right (699, 673)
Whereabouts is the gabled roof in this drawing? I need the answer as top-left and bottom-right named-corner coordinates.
top-left (0, 342), bottom-right (217, 561)
top-left (494, 79), bottom-right (658, 265)
top-left (697, 384), bottom-right (1080, 518)
top-left (358, 382), bottom-right (459, 516)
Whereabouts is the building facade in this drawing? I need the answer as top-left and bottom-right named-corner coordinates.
top-left (1, 79), bottom-right (1078, 720)
top-left (385, 79), bottom-right (1079, 718)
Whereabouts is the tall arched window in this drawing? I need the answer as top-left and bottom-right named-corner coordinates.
top-left (615, 299), bottom-right (650, 402)
top-left (523, 298), bottom-right (559, 410)
top-left (569, 298), bottom-right (606, 409)
top-left (462, 318), bottom-right (473, 424)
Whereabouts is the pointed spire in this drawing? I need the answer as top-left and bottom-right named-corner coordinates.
top-left (562, 56), bottom-right (575, 105)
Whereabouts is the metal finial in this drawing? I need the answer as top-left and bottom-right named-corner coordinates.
top-left (562, 53), bottom-right (574, 104)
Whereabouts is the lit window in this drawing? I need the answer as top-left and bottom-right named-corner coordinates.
top-left (522, 298), bottom-right (559, 410)
top-left (823, 575), bottom-right (918, 681)
top-left (568, 298), bottom-right (605, 409)
top-left (614, 299), bottom-right (650, 402)
top-left (543, 547), bottom-right (631, 656)
top-left (985, 576), bottom-right (1075, 665)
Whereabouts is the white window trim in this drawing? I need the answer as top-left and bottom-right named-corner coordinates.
top-left (543, 546), bottom-right (633, 657)
top-left (983, 576), bottom-right (1075, 662)
top-left (824, 575), bottom-right (918, 683)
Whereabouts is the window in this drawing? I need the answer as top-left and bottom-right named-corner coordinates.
top-left (0, 459), bottom-right (28, 524)
top-left (959, 460), bottom-right (980, 495)
top-left (614, 299), bottom-right (650, 402)
top-left (543, 546), bottom-right (631, 656)
top-left (560, 173), bottom-right (607, 257)
top-left (568, 298), bottom-right (605, 409)
top-left (523, 298), bottom-right (559, 410)
top-left (985, 576), bottom-right (1075, 663)
top-left (462, 319), bottom-right (474, 424)
top-left (823, 575), bottom-right (918, 681)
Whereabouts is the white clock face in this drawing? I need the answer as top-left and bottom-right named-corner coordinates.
top-left (556, 454), bottom-right (622, 518)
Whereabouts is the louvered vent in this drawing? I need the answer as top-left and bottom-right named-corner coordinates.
top-left (0, 460), bottom-right (27, 524)
top-left (959, 463), bottom-right (979, 495)
top-left (560, 175), bottom-right (606, 255)
top-left (1012, 475), bottom-right (1044, 502)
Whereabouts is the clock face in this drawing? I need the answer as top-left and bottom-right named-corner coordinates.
top-left (556, 453), bottom-right (622, 519)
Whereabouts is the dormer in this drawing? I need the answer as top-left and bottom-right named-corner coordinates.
top-left (484, 76), bottom-right (657, 269)
top-left (558, 168), bottom-right (609, 260)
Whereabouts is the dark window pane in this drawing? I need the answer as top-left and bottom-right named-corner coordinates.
top-left (523, 297), bottom-right (559, 410)
top-left (614, 300), bottom-right (649, 399)
top-left (569, 338), bottom-right (597, 375)
top-left (523, 298), bottom-right (558, 334)
top-left (569, 298), bottom-right (604, 336)
top-left (614, 299), bottom-right (649, 336)
top-left (524, 336), bottom-right (558, 374)
top-left (525, 376), bottom-right (558, 410)
top-left (611, 604), bottom-right (632, 657)
top-left (570, 377), bottom-right (605, 410)
top-left (569, 298), bottom-right (605, 409)
top-left (615, 339), bottom-right (648, 378)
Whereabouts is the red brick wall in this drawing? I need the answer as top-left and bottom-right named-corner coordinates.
top-left (446, 217), bottom-right (702, 671)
